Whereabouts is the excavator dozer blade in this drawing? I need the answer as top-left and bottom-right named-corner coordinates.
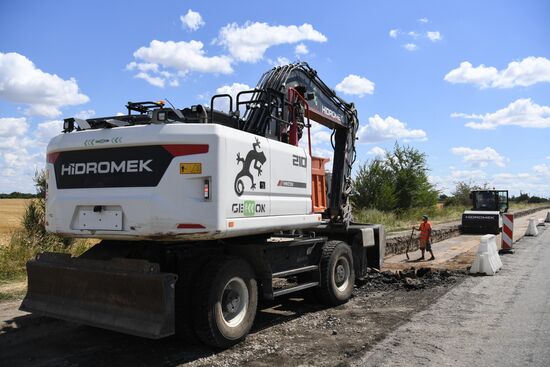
top-left (20, 252), bottom-right (177, 339)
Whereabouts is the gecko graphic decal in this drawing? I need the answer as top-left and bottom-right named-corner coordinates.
top-left (234, 138), bottom-right (267, 196)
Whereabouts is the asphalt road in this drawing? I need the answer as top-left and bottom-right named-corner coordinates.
top-left (355, 223), bottom-right (550, 367)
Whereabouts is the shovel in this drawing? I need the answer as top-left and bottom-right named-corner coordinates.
top-left (405, 228), bottom-right (415, 260)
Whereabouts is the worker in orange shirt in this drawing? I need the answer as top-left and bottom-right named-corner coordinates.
top-left (413, 215), bottom-right (435, 261)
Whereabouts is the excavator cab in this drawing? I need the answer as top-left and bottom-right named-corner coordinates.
top-left (470, 190), bottom-right (509, 213)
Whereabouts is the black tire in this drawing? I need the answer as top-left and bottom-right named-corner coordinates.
top-left (315, 240), bottom-right (355, 306)
top-left (193, 257), bottom-right (258, 348)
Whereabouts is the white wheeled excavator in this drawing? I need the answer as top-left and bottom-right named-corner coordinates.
top-left (21, 62), bottom-right (385, 348)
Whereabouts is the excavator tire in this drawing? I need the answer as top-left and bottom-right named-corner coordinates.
top-left (193, 256), bottom-right (258, 348)
top-left (315, 240), bottom-right (355, 306)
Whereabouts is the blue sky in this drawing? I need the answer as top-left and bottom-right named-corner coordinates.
top-left (1, 0), bottom-right (549, 196)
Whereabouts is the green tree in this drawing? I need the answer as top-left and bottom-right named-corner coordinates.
top-left (446, 181), bottom-right (480, 207)
top-left (352, 159), bottom-right (397, 211)
top-left (352, 143), bottom-right (438, 211)
top-left (385, 143), bottom-right (437, 209)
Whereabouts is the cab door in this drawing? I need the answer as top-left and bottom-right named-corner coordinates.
top-left (497, 191), bottom-right (509, 213)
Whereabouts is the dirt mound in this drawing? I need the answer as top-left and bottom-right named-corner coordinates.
top-left (356, 267), bottom-right (466, 294)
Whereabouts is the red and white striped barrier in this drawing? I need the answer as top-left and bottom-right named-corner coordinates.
top-left (501, 213), bottom-right (514, 251)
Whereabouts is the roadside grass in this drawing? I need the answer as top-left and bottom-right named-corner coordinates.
top-left (354, 205), bottom-right (466, 233)
top-left (0, 195), bottom-right (97, 285)
top-left (0, 275), bottom-right (27, 301)
top-left (354, 202), bottom-right (548, 233)
top-left (508, 202), bottom-right (547, 211)
top-left (0, 229), bottom-right (94, 283)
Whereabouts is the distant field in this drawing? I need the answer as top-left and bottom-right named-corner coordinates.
top-left (0, 199), bottom-right (30, 245)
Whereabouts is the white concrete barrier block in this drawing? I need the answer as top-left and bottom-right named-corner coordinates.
top-left (525, 218), bottom-right (539, 236)
top-left (470, 234), bottom-right (502, 275)
top-left (545, 212), bottom-right (550, 223)
top-left (537, 218), bottom-right (545, 227)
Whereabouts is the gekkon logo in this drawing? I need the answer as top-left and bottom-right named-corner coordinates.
top-left (234, 138), bottom-right (266, 196)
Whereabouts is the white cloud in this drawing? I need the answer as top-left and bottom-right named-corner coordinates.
top-left (0, 117), bottom-right (28, 137)
top-left (35, 120), bottom-right (63, 141)
top-left (0, 131), bottom-right (43, 192)
top-left (389, 29), bottom-right (400, 38)
top-left (357, 114), bottom-right (427, 143)
top-left (451, 146), bottom-right (505, 168)
top-left (180, 9), bottom-right (204, 31)
top-left (452, 98), bottom-right (550, 130)
top-left (0, 118), bottom-right (59, 193)
top-left (408, 31), bottom-right (420, 38)
top-left (213, 82), bottom-right (251, 112)
top-left (444, 56), bottom-right (550, 88)
top-left (335, 74), bottom-right (375, 97)
top-left (0, 52), bottom-right (89, 117)
top-left (295, 43), bottom-right (309, 55)
top-left (429, 169), bottom-right (488, 194)
top-left (493, 170), bottom-right (549, 196)
top-left (310, 146), bottom-right (333, 159)
top-left (426, 31), bottom-right (442, 42)
top-left (533, 163), bottom-right (550, 177)
top-left (310, 121), bottom-right (332, 144)
top-left (367, 146), bottom-right (386, 157)
top-left (135, 72), bottom-right (166, 88)
top-left (126, 61), bottom-right (159, 73)
top-left (444, 61), bottom-right (497, 87)
top-left (403, 43), bottom-right (418, 51)
top-left (547, 156), bottom-right (550, 160)
top-left (75, 109), bottom-right (95, 119)
top-left (493, 172), bottom-right (531, 181)
top-left (450, 169), bottom-right (487, 181)
top-left (450, 112), bottom-right (483, 119)
top-left (216, 22), bottom-right (327, 63)
top-left (433, 168), bottom-right (550, 197)
top-left (268, 57), bottom-right (291, 67)
top-left (0, 119), bottom-right (64, 193)
top-left (2, 150), bottom-right (40, 171)
top-left (129, 40), bottom-right (233, 87)
top-left (418, 17), bottom-right (429, 23)
top-left (0, 136), bottom-right (30, 151)
top-left (298, 121), bottom-right (334, 160)
top-left (133, 40), bottom-right (233, 74)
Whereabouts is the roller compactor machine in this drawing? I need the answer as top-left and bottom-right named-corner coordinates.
top-left (21, 63), bottom-right (385, 348)
top-left (461, 189), bottom-right (509, 234)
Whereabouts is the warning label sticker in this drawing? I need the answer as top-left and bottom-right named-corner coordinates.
top-left (180, 163), bottom-right (202, 174)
